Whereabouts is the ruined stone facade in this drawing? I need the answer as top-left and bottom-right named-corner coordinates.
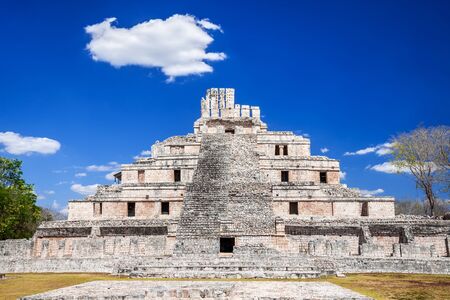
top-left (1, 88), bottom-right (449, 276)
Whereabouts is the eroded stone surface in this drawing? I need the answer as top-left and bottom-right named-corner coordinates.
top-left (21, 280), bottom-right (372, 300)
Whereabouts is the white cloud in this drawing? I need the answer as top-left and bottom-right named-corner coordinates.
top-left (357, 188), bottom-right (384, 197)
top-left (140, 150), bottom-right (152, 156)
top-left (134, 149), bottom-right (152, 160)
top-left (320, 147), bottom-right (329, 154)
top-left (75, 172), bottom-right (87, 177)
top-left (197, 19), bottom-right (223, 32)
top-left (71, 183), bottom-right (99, 196)
top-left (339, 171), bottom-right (346, 180)
top-left (0, 132), bottom-right (60, 155)
top-left (37, 194), bottom-right (46, 200)
top-left (344, 142), bottom-right (393, 156)
top-left (86, 161), bottom-right (120, 172)
top-left (368, 161), bottom-right (411, 174)
top-left (85, 15), bottom-right (226, 81)
top-left (51, 200), bottom-right (60, 210)
top-left (44, 190), bottom-right (55, 195)
top-left (105, 171), bottom-right (117, 180)
top-left (59, 206), bottom-right (68, 216)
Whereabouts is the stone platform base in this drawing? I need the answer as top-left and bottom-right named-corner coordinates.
top-left (20, 280), bottom-right (371, 299)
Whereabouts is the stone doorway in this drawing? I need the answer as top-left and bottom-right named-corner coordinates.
top-left (220, 237), bottom-right (235, 253)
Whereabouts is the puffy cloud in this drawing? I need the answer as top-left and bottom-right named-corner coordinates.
top-left (320, 147), bottom-right (329, 154)
top-left (134, 149), bottom-right (152, 160)
top-left (105, 171), bottom-right (117, 180)
top-left (75, 172), bottom-right (87, 177)
top-left (85, 15), bottom-right (226, 81)
top-left (339, 171), bottom-right (346, 180)
top-left (197, 19), bottom-right (223, 32)
top-left (344, 142), bottom-right (393, 156)
top-left (0, 132), bottom-right (60, 155)
top-left (45, 190), bottom-right (55, 195)
top-left (368, 161), bottom-right (411, 174)
top-left (51, 200), bottom-right (60, 210)
top-left (357, 188), bottom-right (385, 197)
top-left (37, 194), bottom-right (46, 200)
top-left (86, 161), bottom-right (120, 172)
top-left (71, 183), bottom-right (99, 196)
top-left (140, 150), bottom-right (152, 156)
top-left (59, 206), bottom-right (68, 216)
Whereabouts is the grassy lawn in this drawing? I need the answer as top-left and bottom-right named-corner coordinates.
top-left (1, 273), bottom-right (449, 300)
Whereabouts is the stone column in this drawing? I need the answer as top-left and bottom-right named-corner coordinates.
top-left (234, 104), bottom-right (241, 118)
top-left (241, 105), bottom-right (250, 117)
top-left (201, 97), bottom-right (210, 118)
top-left (251, 106), bottom-right (260, 119)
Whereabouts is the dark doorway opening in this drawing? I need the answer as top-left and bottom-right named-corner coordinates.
top-left (289, 202), bottom-right (299, 215)
top-left (225, 129), bottom-right (235, 134)
top-left (161, 202), bottom-right (170, 215)
top-left (174, 169), bottom-right (181, 182)
top-left (281, 171), bottom-right (289, 182)
top-left (220, 237), bottom-right (235, 253)
top-left (319, 171), bottom-right (327, 183)
top-left (361, 202), bottom-right (369, 217)
top-left (127, 202), bottom-right (136, 217)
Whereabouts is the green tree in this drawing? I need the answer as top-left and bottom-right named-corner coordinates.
top-left (0, 157), bottom-right (41, 240)
top-left (391, 126), bottom-right (450, 216)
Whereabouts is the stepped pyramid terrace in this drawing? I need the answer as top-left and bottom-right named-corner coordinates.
top-left (1, 88), bottom-right (449, 277)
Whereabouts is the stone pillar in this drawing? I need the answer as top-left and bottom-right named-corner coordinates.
top-left (251, 106), bottom-right (260, 119)
top-left (234, 104), bottom-right (241, 118)
top-left (219, 88), bottom-right (226, 114)
top-left (241, 105), bottom-right (250, 117)
top-left (225, 88), bottom-right (235, 108)
top-left (210, 96), bottom-right (219, 118)
top-left (201, 97), bottom-right (210, 118)
top-left (400, 226), bottom-right (415, 243)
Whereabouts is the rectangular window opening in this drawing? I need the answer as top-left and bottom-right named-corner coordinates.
top-left (289, 202), bottom-right (299, 215)
top-left (283, 145), bottom-right (288, 156)
top-left (99, 203), bottom-right (102, 215)
top-left (161, 202), bottom-right (170, 215)
top-left (275, 145), bottom-right (280, 156)
top-left (361, 202), bottom-right (369, 217)
top-left (320, 171), bottom-right (327, 183)
top-left (174, 169), bottom-right (181, 182)
top-left (220, 237), bottom-right (235, 253)
top-left (281, 171), bottom-right (289, 182)
top-left (225, 129), bottom-right (235, 134)
top-left (127, 202), bottom-right (135, 217)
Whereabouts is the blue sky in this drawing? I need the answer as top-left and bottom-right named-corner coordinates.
top-left (0, 1), bottom-right (449, 213)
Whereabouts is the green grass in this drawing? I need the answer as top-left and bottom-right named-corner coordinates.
top-left (1, 273), bottom-right (449, 300)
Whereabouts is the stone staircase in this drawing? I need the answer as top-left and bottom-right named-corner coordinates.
top-left (174, 134), bottom-right (275, 254)
top-left (115, 255), bottom-right (336, 279)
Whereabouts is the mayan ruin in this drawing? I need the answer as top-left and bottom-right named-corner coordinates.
top-left (1, 88), bottom-right (449, 286)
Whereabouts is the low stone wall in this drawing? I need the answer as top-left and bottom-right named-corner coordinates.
top-left (0, 239), bottom-right (32, 259)
top-left (1, 255), bottom-right (449, 276)
top-left (334, 257), bottom-right (450, 274)
top-left (282, 218), bottom-right (450, 259)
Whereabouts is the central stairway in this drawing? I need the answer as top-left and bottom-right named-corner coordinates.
top-left (115, 255), bottom-right (336, 279)
top-left (173, 133), bottom-right (275, 254)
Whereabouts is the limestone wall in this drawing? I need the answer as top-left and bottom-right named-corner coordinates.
top-left (68, 202), bottom-right (93, 220)
top-left (32, 235), bottom-right (168, 259)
